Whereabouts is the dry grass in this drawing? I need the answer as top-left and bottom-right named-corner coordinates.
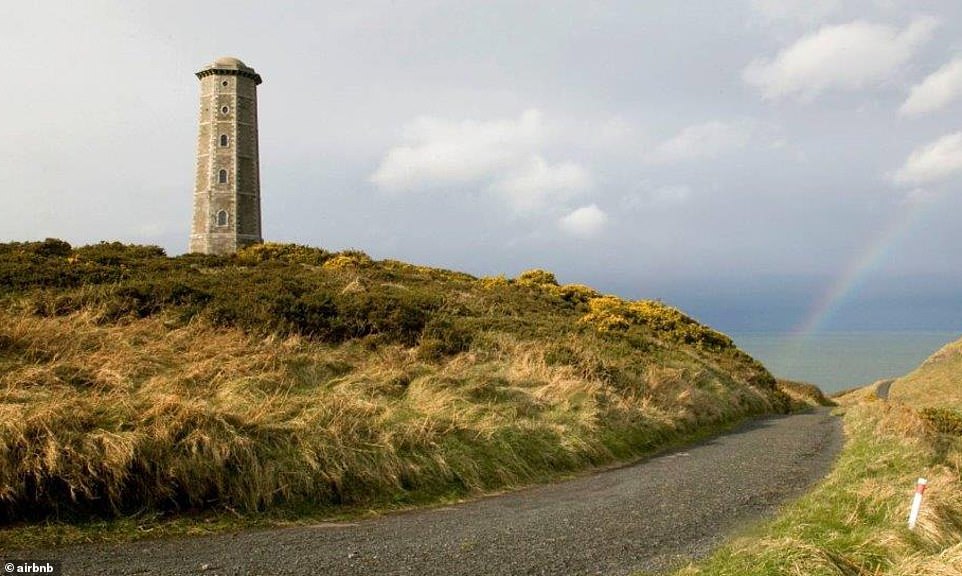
top-left (0, 305), bottom-right (779, 542)
top-left (778, 379), bottom-right (837, 409)
top-left (889, 337), bottom-right (962, 409)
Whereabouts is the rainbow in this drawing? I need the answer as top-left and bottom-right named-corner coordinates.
top-left (794, 193), bottom-right (940, 336)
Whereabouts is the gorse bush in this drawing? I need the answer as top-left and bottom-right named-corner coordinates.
top-left (478, 275), bottom-right (510, 290)
top-left (0, 240), bottom-right (788, 530)
top-left (516, 268), bottom-right (559, 287)
top-left (234, 242), bottom-right (332, 266)
top-left (580, 295), bottom-right (734, 350)
top-left (322, 250), bottom-right (374, 270)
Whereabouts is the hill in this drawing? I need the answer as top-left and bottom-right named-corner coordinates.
top-left (0, 239), bottom-right (789, 543)
top-left (889, 336), bottom-right (962, 409)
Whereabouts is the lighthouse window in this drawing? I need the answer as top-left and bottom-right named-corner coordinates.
top-left (222, 80), bottom-right (229, 87)
top-left (218, 169), bottom-right (228, 184)
top-left (216, 210), bottom-right (228, 227)
top-left (220, 134), bottom-right (228, 147)
top-left (221, 106), bottom-right (229, 115)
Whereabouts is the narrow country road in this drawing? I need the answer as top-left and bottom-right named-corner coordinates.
top-left (876, 379), bottom-right (894, 400)
top-left (37, 409), bottom-right (842, 576)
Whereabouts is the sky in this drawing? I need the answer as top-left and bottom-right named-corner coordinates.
top-left (2, 1), bottom-right (962, 333)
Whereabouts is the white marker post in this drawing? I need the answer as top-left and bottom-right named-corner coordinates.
top-left (908, 477), bottom-right (927, 530)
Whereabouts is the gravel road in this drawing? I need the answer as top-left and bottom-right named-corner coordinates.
top-left (876, 379), bottom-right (894, 400)
top-left (32, 408), bottom-right (842, 576)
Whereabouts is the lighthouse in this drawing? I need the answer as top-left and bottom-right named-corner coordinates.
top-left (189, 56), bottom-right (263, 255)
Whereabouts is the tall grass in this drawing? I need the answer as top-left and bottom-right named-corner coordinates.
top-left (0, 240), bottom-right (789, 543)
top-left (0, 309), bottom-right (779, 526)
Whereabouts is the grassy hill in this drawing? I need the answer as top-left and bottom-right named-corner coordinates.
top-left (889, 337), bottom-right (962, 409)
top-left (0, 239), bottom-right (791, 544)
top-left (669, 335), bottom-right (962, 576)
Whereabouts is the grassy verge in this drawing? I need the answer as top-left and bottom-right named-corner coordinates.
top-left (0, 396), bottom-right (761, 551)
top-left (0, 240), bottom-right (789, 549)
top-left (0, 311), bottom-right (771, 550)
top-left (664, 339), bottom-right (962, 576)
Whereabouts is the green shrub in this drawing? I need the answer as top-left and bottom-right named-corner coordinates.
top-left (553, 284), bottom-right (600, 306)
top-left (172, 252), bottom-right (230, 268)
top-left (72, 242), bottom-right (166, 266)
top-left (334, 287), bottom-right (438, 346)
top-left (35, 238), bottom-right (73, 258)
top-left (278, 291), bottom-right (339, 339)
top-left (103, 279), bottom-right (213, 320)
top-left (0, 240), bottom-right (86, 293)
top-left (418, 316), bottom-right (474, 360)
top-left (0, 238), bottom-right (71, 259)
top-left (920, 407), bottom-right (962, 435)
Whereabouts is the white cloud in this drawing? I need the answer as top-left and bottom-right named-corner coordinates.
top-left (370, 109), bottom-right (591, 215)
top-left (558, 204), bottom-right (608, 238)
top-left (750, 0), bottom-right (841, 26)
top-left (646, 121), bottom-right (751, 164)
top-left (370, 109), bottom-right (543, 192)
top-left (743, 16), bottom-right (939, 101)
top-left (901, 57), bottom-right (962, 117)
top-left (489, 155), bottom-right (590, 213)
top-left (893, 132), bottom-right (962, 186)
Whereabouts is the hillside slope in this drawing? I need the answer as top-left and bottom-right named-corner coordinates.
top-left (0, 239), bottom-right (788, 539)
top-left (889, 336), bottom-right (962, 409)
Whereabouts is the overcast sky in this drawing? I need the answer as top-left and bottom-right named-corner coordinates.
top-left (2, 1), bottom-right (962, 332)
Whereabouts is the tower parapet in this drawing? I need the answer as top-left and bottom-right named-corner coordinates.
top-left (189, 56), bottom-right (263, 255)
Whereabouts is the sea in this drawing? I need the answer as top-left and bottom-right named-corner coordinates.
top-left (729, 331), bottom-right (961, 394)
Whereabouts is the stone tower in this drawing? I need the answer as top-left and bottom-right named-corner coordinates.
top-left (189, 56), bottom-right (263, 255)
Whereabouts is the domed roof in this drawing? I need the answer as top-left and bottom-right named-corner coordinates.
top-left (214, 56), bottom-right (247, 68)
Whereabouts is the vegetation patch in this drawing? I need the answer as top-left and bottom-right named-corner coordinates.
top-left (920, 407), bottom-right (962, 436)
top-left (889, 337), bottom-right (962, 409)
top-left (579, 296), bottom-right (737, 350)
top-left (0, 239), bottom-right (790, 547)
top-left (777, 379), bottom-right (837, 410)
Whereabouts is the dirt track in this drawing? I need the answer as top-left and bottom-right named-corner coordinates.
top-left (876, 379), bottom-right (894, 399)
top-left (36, 408), bottom-right (842, 576)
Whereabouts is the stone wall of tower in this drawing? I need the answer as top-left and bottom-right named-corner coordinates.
top-left (189, 58), bottom-right (262, 255)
